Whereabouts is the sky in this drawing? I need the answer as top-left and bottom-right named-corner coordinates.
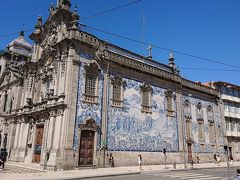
top-left (0, 0), bottom-right (240, 85)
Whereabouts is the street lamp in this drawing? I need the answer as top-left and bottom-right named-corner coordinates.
top-left (181, 93), bottom-right (192, 169)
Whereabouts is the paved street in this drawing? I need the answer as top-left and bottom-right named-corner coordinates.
top-left (1, 162), bottom-right (240, 180)
top-left (0, 164), bottom-right (44, 174)
top-left (91, 167), bottom-right (238, 180)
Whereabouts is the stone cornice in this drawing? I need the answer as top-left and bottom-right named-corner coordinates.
top-left (104, 50), bottom-right (218, 96)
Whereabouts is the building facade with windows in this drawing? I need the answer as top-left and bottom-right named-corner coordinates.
top-left (212, 82), bottom-right (240, 161)
top-left (0, 0), bottom-right (225, 170)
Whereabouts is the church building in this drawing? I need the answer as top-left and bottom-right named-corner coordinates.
top-left (0, 0), bottom-right (225, 170)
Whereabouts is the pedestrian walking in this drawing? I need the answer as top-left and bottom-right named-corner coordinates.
top-left (138, 154), bottom-right (143, 172)
top-left (196, 154), bottom-right (200, 163)
top-left (108, 153), bottom-right (114, 167)
top-left (213, 154), bottom-right (217, 164)
top-left (216, 154), bottom-right (220, 165)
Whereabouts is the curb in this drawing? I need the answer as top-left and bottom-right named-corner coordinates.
top-left (42, 172), bottom-right (141, 180)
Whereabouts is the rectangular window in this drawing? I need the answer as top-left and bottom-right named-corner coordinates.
top-left (3, 93), bottom-right (8, 112)
top-left (238, 123), bottom-right (240, 132)
top-left (234, 90), bottom-right (239, 97)
top-left (141, 90), bottom-right (151, 113)
top-left (112, 82), bottom-right (123, 107)
top-left (209, 123), bottom-right (215, 141)
top-left (167, 96), bottom-right (173, 111)
top-left (85, 75), bottom-right (96, 96)
top-left (226, 122), bottom-right (230, 131)
top-left (186, 120), bottom-right (191, 139)
top-left (231, 122), bottom-right (235, 131)
top-left (224, 104), bottom-right (229, 112)
top-left (198, 122), bottom-right (204, 140)
top-left (221, 87), bottom-right (226, 94)
top-left (113, 84), bottom-right (121, 101)
top-left (142, 91), bottom-right (150, 106)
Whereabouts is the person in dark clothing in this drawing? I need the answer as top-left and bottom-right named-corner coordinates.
top-left (0, 150), bottom-right (7, 170)
top-left (0, 154), bottom-right (5, 169)
top-left (213, 154), bottom-right (217, 164)
top-left (109, 153), bottom-right (114, 167)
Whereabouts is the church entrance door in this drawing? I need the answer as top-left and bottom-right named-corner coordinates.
top-left (79, 130), bottom-right (95, 165)
top-left (33, 125), bottom-right (44, 163)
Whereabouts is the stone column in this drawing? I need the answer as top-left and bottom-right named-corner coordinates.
top-left (13, 123), bottom-right (20, 149)
top-left (47, 110), bottom-right (63, 170)
top-left (46, 111), bottom-right (56, 151)
top-left (17, 122), bottom-right (29, 162)
top-left (61, 47), bottom-right (78, 166)
top-left (101, 69), bottom-right (109, 146)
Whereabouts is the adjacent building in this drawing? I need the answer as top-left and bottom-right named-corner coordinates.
top-left (0, 0), bottom-right (226, 170)
top-left (212, 82), bottom-right (240, 161)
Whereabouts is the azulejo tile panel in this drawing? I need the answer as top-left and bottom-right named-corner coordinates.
top-left (107, 77), bottom-right (179, 152)
top-left (184, 96), bottom-right (224, 153)
top-left (73, 63), bottom-right (103, 150)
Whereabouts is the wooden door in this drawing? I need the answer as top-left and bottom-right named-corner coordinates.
top-left (33, 125), bottom-right (44, 163)
top-left (187, 143), bottom-right (193, 162)
top-left (79, 130), bottom-right (95, 165)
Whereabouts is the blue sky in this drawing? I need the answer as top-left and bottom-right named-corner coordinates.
top-left (0, 0), bottom-right (240, 85)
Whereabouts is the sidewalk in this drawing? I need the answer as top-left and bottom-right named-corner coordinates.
top-left (1, 161), bottom-right (240, 180)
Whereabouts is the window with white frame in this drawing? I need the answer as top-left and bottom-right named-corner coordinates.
top-left (231, 122), bottom-right (236, 131)
top-left (83, 63), bottom-right (99, 103)
top-left (140, 83), bottom-right (152, 113)
top-left (224, 104), bottom-right (229, 112)
top-left (226, 121), bottom-right (230, 131)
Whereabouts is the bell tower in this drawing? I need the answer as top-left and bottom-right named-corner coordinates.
top-left (57, 0), bottom-right (71, 8)
top-left (57, 0), bottom-right (62, 7)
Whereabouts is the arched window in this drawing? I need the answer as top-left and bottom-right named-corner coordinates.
top-left (207, 106), bottom-right (213, 121)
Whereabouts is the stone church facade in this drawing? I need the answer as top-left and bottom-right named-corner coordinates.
top-left (0, 0), bottom-right (225, 170)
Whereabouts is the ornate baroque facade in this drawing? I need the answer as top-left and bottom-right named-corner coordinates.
top-left (0, 0), bottom-right (225, 170)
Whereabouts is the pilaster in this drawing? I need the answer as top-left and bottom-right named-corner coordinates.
top-left (101, 69), bottom-right (109, 145)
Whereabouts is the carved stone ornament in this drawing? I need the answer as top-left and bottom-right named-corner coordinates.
top-left (165, 89), bottom-right (173, 98)
top-left (49, 110), bottom-right (56, 117)
top-left (79, 119), bottom-right (98, 132)
top-left (140, 83), bottom-right (152, 93)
